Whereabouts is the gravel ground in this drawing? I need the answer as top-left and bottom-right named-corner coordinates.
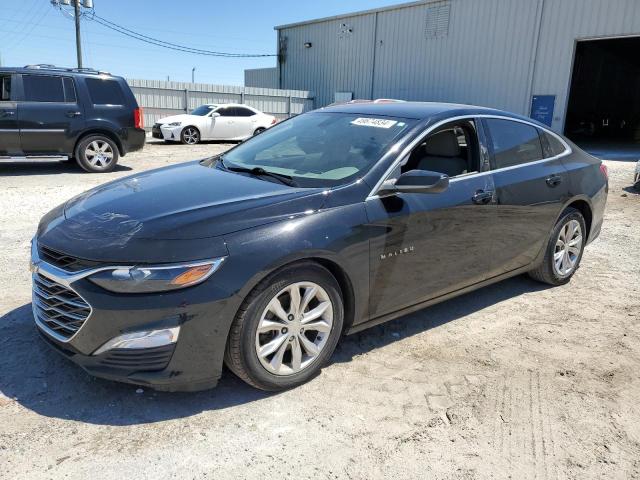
top-left (0, 139), bottom-right (639, 479)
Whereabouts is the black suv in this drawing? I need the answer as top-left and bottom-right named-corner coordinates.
top-left (0, 65), bottom-right (145, 173)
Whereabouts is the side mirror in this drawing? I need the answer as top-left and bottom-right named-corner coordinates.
top-left (378, 169), bottom-right (449, 196)
top-left (211, 112), bottom-right (220, 118)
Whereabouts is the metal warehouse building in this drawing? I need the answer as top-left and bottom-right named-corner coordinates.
top-left (249, 0), bottom-right (640, 146)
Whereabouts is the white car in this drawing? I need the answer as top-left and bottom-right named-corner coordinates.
top-left (635, 159), bottom-right (640, 189)
top-left (152, 104), bottom-right (277, 144)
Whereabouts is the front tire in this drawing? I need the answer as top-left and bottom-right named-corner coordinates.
top-left (528, 207), bottom-right (586, 285)
top-left (224, 262), bottom-right (344, 391)
top-left (180, 126), bottom-right (200, 145)
top-left (75, 135), bottom-right (119, 173)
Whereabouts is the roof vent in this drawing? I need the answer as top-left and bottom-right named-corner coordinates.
top-left (425, 3), bottom-right (451, 38)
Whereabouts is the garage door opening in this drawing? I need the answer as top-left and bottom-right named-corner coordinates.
top-left (565, 36), bottom-right (640, 159)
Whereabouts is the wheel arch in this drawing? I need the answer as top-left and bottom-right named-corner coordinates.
top-left (74, 129), bottom-right (124, 157)
top-left (563, 197), bottom-right (593, 242)
top-left (231, 255), bottom-right (357, 338)
top-left (182, 125), bottom-right (200, 137)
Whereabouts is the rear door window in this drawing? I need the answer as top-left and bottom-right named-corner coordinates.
top-left (23, 75), bottom-right (65, 102)
top-left (485, 118), bottom-right (543, 169)
top-left (62, 77), bottom-right (77, 103)
top-left (85, 78), bottom-right (125, 105)
top-left (0, 75), bottom-right (11, 101)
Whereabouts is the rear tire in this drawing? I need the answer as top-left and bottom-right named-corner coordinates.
top-left (224, 262), bottom-right (344, 391)
top-left (75, 135), bottom-right (119, 173)
top-left (528, 207), bottom-right (586, 285)
top-left (253, 127), bottom-right (266, 136)
top-left (180, 126), bottom-right (200, 145)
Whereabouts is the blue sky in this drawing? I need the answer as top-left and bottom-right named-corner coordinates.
top-left (0, 0), bottom-right (401, 85)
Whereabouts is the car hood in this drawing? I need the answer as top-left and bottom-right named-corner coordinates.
top-left (37, 161), bottom-right (326, 262)
top-left (157, 114), bottom-right (202, 124)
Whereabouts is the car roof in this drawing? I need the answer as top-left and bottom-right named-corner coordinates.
top-left (0, 65), bottom-right (117, 78)
top-left (208, 103), bottom-right (257, 109)
top-left (319, 101), bottom-right (534, 124)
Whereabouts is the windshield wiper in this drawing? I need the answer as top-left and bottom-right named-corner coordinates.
top-left (220, 158), bottom-right (297, 187)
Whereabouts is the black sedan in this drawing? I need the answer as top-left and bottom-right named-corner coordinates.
top-left (31, 102), bottom-right (608, 391)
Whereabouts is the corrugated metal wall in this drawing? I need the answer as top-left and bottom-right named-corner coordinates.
top-left (126, 78), bottom-right (314, 128)
top-left (244, 67), bottom-right (279, 88)
top-left (280, 13), bottom-right (377, 107)
top-left (370, 0), bottom-right (540, 113)
top-left (277, 0), bottom-right (640, 131)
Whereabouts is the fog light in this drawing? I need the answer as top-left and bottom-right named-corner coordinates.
top-left (93, 327), bottom-right (180, 355)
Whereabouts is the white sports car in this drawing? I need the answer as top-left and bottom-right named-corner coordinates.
top-left (152, 104), bottom-right (277, 144)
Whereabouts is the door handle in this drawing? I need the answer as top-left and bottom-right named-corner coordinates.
top-left (66, 111), bottom-right (82, 117)
top-left (545, 175), bottom-right (563, 187)
top-left (0, 110), bottom-right (15, 117)
top-left (472, 190), bottom-right (493, 205)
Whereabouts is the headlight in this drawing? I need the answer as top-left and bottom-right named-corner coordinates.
top-left (89, 258), bottom-right (225, 293)
top-left (168, 121), bottom-right (182, 126)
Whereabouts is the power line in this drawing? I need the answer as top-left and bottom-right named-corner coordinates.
top-left (3, 1), bottom-right (51, 53)
top-left (86, 13), bottom-right (276, 58)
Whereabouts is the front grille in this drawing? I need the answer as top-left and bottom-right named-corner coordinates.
top-left (98, 344), bottom-right (175, 371)
top-left (32, 273), bottom-right (91, 340)
top-left (38, 244), bottom-right (101, 272)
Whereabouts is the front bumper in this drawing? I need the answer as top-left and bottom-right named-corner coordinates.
top-left (152, 123), bottom-right (164, 139)
top-left (30, 241), bottom-right (242, 391)
top-left (152, 123), bottom-right (182, 141)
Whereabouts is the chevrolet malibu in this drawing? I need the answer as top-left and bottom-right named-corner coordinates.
top-left (31, 102), bottom-right (608, 392)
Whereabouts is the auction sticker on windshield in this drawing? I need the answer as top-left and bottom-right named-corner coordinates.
top-left (351, 118), bottom-right (398, 128)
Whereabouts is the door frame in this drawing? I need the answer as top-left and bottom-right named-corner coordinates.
top-left (367, 114), bottom-right (569, 200)
top-left (562, 34), bottom-right (640, 136)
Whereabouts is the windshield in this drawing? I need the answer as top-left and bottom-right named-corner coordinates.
top-left (190, 105), bottom-right (216, 116)
top-left (214, 112), bottom-right (415, 188)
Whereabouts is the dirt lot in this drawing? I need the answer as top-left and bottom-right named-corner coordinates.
top-left (1, 139), bottom-right (639, 479)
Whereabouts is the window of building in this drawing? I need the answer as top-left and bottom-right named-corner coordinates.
top-left (485, 119), bottom-right (543, 169)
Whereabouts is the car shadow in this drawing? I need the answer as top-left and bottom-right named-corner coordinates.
top-left (332, 274), bottom-right (551, 362)
top-left (0, 161), bottom-right (132, 176)
top-left (622, 185), bottom-right (639, 195)
top-left (147, 139), bottom-right (237, 146)
top-left (0, 275), bottom-right (549, 426)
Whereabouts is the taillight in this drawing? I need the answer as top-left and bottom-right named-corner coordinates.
top-left (271, 117), bottom-right (277, 125)
top-left (599, 163), bottom-right (608, 180)
top-left (134, 107), bottom-right (144, 129)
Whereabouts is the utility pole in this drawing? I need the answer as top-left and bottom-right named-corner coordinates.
top-left (192, 67), bottom-right (196, 83)
top-left (51, 0), bottom-right (93, 67)
top-left (74, 0), bottom-right (82, 68)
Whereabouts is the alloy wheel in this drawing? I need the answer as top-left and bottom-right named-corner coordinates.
top-left (553, 219), bottom-right (583, 277)
top-left (255, 282), bottom-right (334, 376)
top-left (85, 140), bottom-right (114, 169)
top-left (183, 127), bottom-right (199, 144)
